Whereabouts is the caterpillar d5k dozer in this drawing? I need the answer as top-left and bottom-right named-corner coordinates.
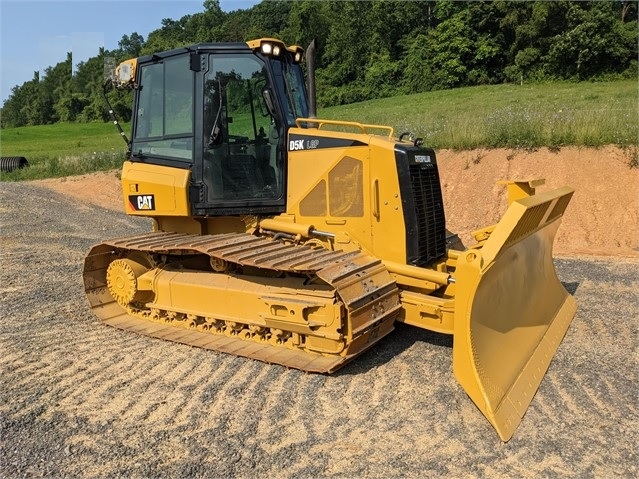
top-left (84, 39), bottom-right (576, 441)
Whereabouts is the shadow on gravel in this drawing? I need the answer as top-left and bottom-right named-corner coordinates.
top-left (562, 281), bottom-right (581, 295)
top-left (336, 323), bottom-right (453, 376)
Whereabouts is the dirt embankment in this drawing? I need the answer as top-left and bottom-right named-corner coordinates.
top-left (32, 145), bottom-right (639, 258)
top-left (437, 146), bottom-right (638, 258)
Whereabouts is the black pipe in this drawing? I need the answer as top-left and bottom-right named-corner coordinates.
top-left (0, 156), bottom-right (29, 173)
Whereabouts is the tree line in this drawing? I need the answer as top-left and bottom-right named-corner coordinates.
top-left (1, 0), bottom-right (636, 129)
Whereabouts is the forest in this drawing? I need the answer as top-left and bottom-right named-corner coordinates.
top-left (1, 0), bottom-right (637, 129)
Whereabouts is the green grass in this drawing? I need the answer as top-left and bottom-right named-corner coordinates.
top-left (0, 121), bottom-right (130, 158)
top-left (319, 80), bottom-right (638, 150)
top-left (0, 121), bottom-right (130, 181)
top-left (1, 80), bottom-right (637, 181)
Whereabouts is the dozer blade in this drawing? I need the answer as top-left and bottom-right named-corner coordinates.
top-left (452, 186), bottom-right (576, 441)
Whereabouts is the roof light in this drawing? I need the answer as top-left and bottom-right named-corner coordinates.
top-left (247, 38), bottom-right (295, 59)
top-left (118, 64), bottom-right (132, 82)
top-left (287, 45), bottom-right (304, 64)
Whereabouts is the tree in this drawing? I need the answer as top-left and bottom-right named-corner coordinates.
top-left (546, 1), bottom-right (638, 79)
top-left (244, 0), bottom-right (292, 40)
top-left (2, 0), bottom-right (637, 128)
top-left (191, 0), bottom-right (227, 42)
top-left (142, 16), bottom-right (194, 54)
top-left (118, 33), bottom-right (145, 57)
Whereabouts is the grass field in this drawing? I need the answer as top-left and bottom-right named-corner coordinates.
top-left (0, 122), bottom-right (130, 180)
top-left (322, 80), bottom-right (638, 150)
top-left (1, 80), bottom-right (637, 181)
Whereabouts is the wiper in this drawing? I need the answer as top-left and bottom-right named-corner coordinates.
top-left (208, 79), bottom-right (223, 148)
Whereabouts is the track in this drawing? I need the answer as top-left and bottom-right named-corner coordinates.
top-left (1, 181), bottom-right (637, 478)
top-left (83, 231), bottom-right (401, 372)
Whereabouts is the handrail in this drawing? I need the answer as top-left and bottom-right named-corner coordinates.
top-left (295, 117), bottom-right (394, 138)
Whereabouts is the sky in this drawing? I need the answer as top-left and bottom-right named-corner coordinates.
top-left (0, 0), bottom-right (260, 103)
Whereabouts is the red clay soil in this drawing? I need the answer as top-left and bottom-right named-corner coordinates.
top-left (32, 145), bottom-right (638, 258)
top-left (437, 146), bottom-right (638, 258)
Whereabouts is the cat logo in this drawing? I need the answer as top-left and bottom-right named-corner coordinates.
top-left (129, 194), bottom-right (155, 211)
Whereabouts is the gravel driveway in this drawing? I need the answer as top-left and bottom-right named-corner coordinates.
top-left (1, 181), bottom-right (637, 478)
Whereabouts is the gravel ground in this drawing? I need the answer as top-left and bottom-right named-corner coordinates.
top-left (1, 181), bottom-right (637, 478)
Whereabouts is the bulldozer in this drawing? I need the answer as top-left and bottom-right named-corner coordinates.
top-left (84, 38), bottom-right (576, 441)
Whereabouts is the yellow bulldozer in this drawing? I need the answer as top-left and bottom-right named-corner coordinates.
top-left (84, 38), bottom-right (576, 441)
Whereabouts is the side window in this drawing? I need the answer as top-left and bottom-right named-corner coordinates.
top-left (133, 56), bottom-right (193, 161)
top-left (203, 55), bottom-right (282, 202)
top-left (135, 63), bottom-right (163, 138)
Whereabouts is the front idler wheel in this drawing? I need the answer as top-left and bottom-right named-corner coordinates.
top-left (106, 258), bottom-right (153, 307)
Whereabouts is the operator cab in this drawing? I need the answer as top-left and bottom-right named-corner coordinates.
top-left (125, 39), bottom-right (309, 216)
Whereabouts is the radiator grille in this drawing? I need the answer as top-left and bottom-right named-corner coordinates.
top-left (408, 163), bottom-right (446, 265)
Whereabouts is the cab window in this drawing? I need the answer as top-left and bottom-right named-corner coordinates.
top-left (203, 54), bottom-right (282, 202)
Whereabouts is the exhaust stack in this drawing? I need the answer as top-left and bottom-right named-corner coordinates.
top-left (306, 39), bottom-right (317, 122)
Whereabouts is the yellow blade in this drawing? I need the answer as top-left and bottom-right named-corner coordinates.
top-left (453, 186), bottom-right (576, 441)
